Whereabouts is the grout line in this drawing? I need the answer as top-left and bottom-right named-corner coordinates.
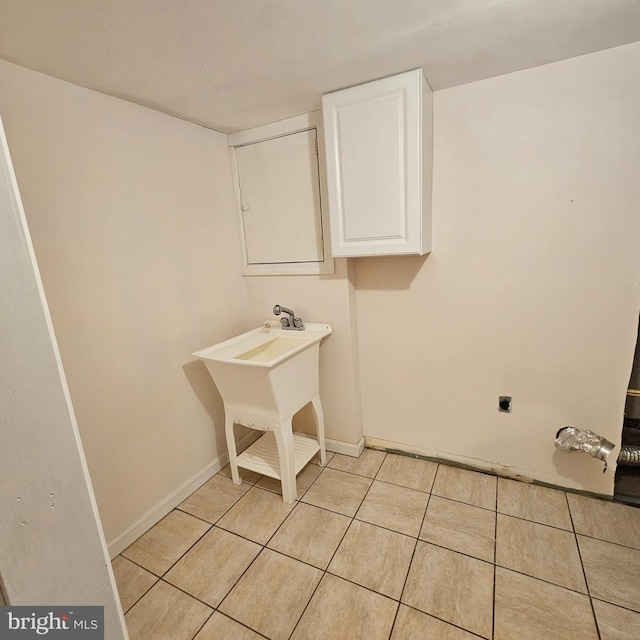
top-left (373, 476), bottom-right (433, 494)
top-left (321, 569), bottom-right (403, 604)
top-left (210, 464), bottom-right (341, 640)
top-left (392, 464), bottom-right (438, 638)
top-left (114, 559), bottom-right (159, 614)
top-left (189, 609), bottom-right (214, 640)
top-left (214, 545), bottom-right (269, 619)
top-left (493, 563), bottom-right (594, 598)
top-left (283, 456), bottom-right (371, 640)
top-left (571, 530), bottom-right (640, 553)
top-left (397, 603), bottom-right (490, 640)
top-left (492, 478), bottom-right (499, 640)
top-left (286, 570), bottom-right (325, 639)
top-left (289, 454), bottom-right (389, 639)
top-left (174, 506), bottom-right (218, 526)
top-left (590, 596), bottom-right (640, 616)
top-left (323, 516), bottom-right (356, 571)
top-left (566, 490), bottom-right (602, 640)
top-left (154, 578), bottom-right (214, 611)
top-left (159, 524), bottom-right (213, 578)
top-left (494, 509), bottom-right (574, 533)
top-left (199, 608), bottom-right (271, 640)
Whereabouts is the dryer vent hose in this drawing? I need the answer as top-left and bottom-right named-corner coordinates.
top-left (554, 426), bottom-right (640, 467)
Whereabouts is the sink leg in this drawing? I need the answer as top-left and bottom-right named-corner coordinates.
top-left (311, 396), bottom-right (327, 467)
top-left (274, 421), bottom-right (297, 504)
top-left (225, 415), bottom-right (241, 485)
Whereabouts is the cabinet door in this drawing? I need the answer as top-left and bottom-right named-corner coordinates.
top-left (234, 128), bottom-right (327, 272)
top-left (323, 69), bottom-right (431, 257)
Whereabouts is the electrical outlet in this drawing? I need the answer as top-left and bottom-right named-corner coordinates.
top-left (499, 396), bottom-right (512, 413)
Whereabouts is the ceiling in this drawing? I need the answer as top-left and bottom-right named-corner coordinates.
top-left (1, 0), bottom-right (639, 133)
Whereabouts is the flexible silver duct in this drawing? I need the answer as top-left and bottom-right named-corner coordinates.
top-left (618, 446), bottom-right (640, 465)
top-left (554, 426), bottom-right (640, 468)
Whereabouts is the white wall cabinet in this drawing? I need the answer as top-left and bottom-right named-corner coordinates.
top-left (322, 69), bottom-right (433, 257)
top-left (228, 112), bottom-right (333, 276)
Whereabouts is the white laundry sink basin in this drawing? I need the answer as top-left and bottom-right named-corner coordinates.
top-left (192, 321), bottom-right (332, 425)
top-left (194, 321), bottom-right (331, 368)
top-left (193, 320), bottom-right (332, 503)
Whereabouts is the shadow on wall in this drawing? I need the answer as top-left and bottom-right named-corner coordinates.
top-left (182, 359), bottom-right (228, 454)
top-left (354, 254), bottom-right (430, 291)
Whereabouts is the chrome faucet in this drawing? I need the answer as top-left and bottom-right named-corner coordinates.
top-left (273, 304), bottom-right (304, 331)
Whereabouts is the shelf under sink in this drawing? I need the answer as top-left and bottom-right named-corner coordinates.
top-left (237, 432), bottom-right (320, 480)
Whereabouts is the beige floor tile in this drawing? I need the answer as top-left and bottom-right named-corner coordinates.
top-left (267, 502), bottom-right (350, 569)
top-left (125, 580), bottom-right (212, 640)
top-left (592, 599), bottom-right (640, 640)
top-left (219, 548), bottom-right (322, 640)
top-left (218, 463), bottom-right (262, 485)
top-left (419, 495), bottom-right (495, 562)
top-left (301, 467), bottom-right (372, 517)
top-left (164, 526), bottom-right (261, 607)
top-left (327, 448), bottom-right (387, 477)
top-left (391, 605), bottom-right (479, 639)
top-left (497, 478), bottom-right (572, 530)
top-left (194, 611), bottom-right (264, 640)
top-left (376, 454), bottom-right (438, 492)
top-left (494, 567), bottom-right (598, 640)
top-left (496, 514), bottom-right (586, 592)
top-left (402, 541), bottom-right (494, 638)
top-left (291, 573), bottom-right (398, 640)
top-left (179, 473), bottom-right (250, 523)
top-left (356, 480), bottom-right (429, 537)
top-left (256, 461), bottom-right (322, 497)
top-left (328, 519), bottom-right (415, 599)
top-left (310, 450), bottom-right (334, 465)
top-left (432, 465), bottom-right (496, 510)
top-left (578, 535), bottom-right (640, 612)
top-left (111, 555), bottom-right (158, 613)
top-left (121, 510), bottom-right (210, 576)
top-left (568, 493), bottom-right (640, 549)
top-left (216, 486), bottom-right (294, 544)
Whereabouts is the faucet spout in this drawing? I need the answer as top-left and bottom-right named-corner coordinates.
top-left (273, 304), bottom-right (304, 331)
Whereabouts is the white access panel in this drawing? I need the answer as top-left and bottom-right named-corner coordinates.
top-left (235, 128), bottom-right (324, 265)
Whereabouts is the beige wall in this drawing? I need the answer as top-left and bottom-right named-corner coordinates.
top-left (242, 258), bottom-right (363, 447)
top-left (355, 42), bottom-right (640, 495)
top-left (0, 60), bottom-right (247, 546)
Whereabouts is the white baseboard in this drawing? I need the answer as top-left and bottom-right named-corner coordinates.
top-left (107, 430), bottom-right (260, 558)
top-left (108, 431), bottom-right (364, 557)
top-left (326, 436), bottom-right (364, 458)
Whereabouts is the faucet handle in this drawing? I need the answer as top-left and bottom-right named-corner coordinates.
top-left (273, 304), bottom-right (304, 331)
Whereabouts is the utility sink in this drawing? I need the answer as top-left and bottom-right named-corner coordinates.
top-left (194, 321), bottom-right (332, 368)
top-left (192, 321), bottom-right (332, 503)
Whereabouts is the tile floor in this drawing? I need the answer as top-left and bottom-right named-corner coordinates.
top-left (113, 449), bottom-right (640, 640)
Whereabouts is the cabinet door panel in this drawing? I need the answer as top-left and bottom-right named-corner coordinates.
top-left (338, 92), bottom-right (406, 241)
top-left (323, 69), bottom-right (432, 257)
top-left (236, 129), bottom-right (324, 265)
